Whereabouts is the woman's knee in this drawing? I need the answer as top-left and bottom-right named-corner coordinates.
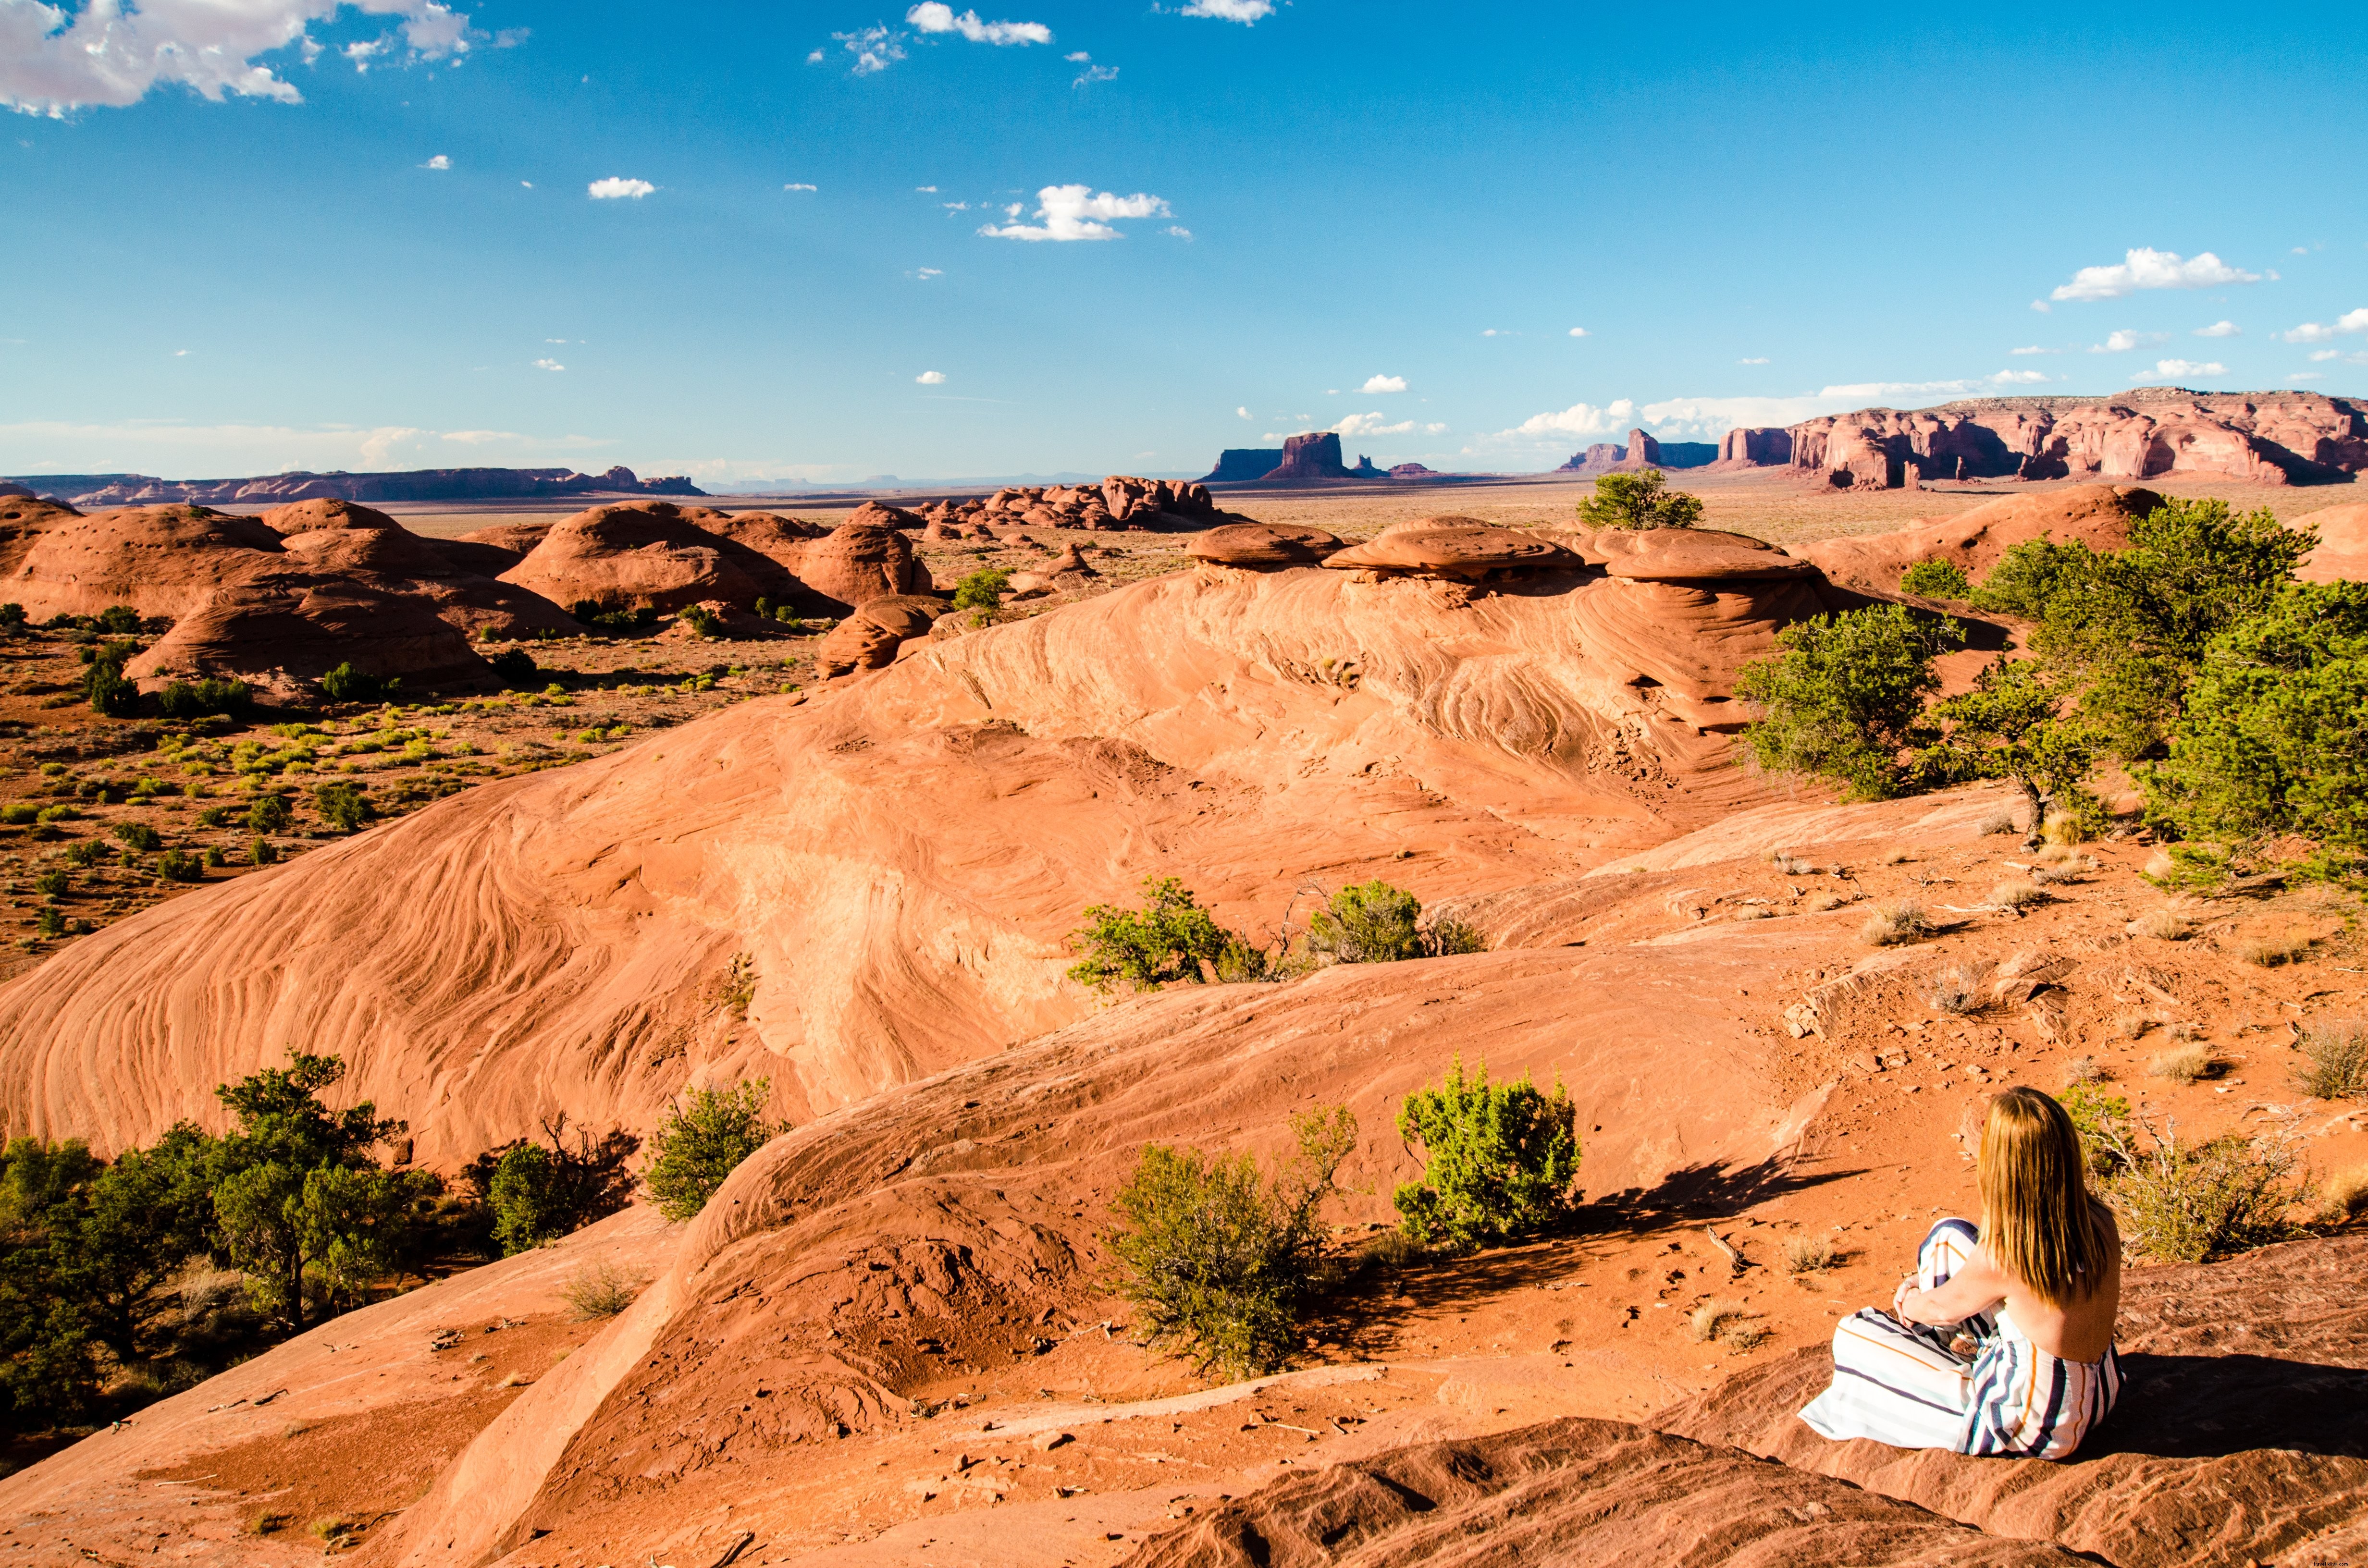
top-left (1919, 1216), bottom-right (1980, 1279)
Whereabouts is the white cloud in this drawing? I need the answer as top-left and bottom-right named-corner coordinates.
top-left (1568, 327), bottom-right (1589, 338)
top-left (1333, 412), bottom-right (1413, 438)
top-left (2009, 345), bottom-right (2049, 355)
top-left (1065, 49), bottom-right (1090, 61)
top-left (2050, 247), bottom-right (2260, 302)
top-left (911, 267), bottom-right (942, 280)
top-left (421, 153), bottom-right (450, 170)
top-left (1, 0), bottom-right (481, 114)
top-left (1235, 406), bottom-right (1250, 419)
top-left (520, 180), bottom-right (532, 188)
top-left (1484, 370), bottom-right (2069, 450)
top-left (2345, 308), bottom-right (2368, 331)
top-left (172, 348), bottom-right (190, 357)
top-left (587, 176), bottom-right (654, 200)
top-left (2309, 349), bottom-right (2340, 361)
top-left (1180, 0), bottom-right (1273, 19)
top-left (533, 358), bottom-right (564, 371)
top-left (1738, 356), bottom-right (1769, 365)
top-left (1074, 64), bottom-right (1118, 85)
top-left (2283, 307), bottom-right (2368, 343)
top-left (784, 182), bottom-right (817, 192)
top-left (2130, 358), bottom-right (2226, 382)
top-left (916, 184), bottom-right (938, 193)
top-left (1163, 225), bottom-right (1192, 240)
top-left (2030, 300), bottom-right (2050, 313)
top-left (2195, 320), bottom-right (2240, 337)
top-left (941, 201), bottom-right (969, 210)
top-left (1360, 374), bottom-right (1406, 393)
top-left (978, 184), bottom-right (1170, 241)
top-left (806, 48), bottom-right (824, 63)
top-left (1501, 399), bottom-right (1637, 440)
top-left (2292, 373), bottom-right (2324, 381)
top-left (916, 370), bottom-right (947, 384)
top-left (907, 4), bottom-right (1050, 45)
top-left (1990, 369), bottom-right (2051, 384)
top-left (834, 24), bottom-right (905, 74)
top-left (1481, 329), bottom-right (1505, 337)
top-left (2092, 329), bottom-right (2167, 353)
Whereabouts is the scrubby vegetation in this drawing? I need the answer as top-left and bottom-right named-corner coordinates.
top-left (1108, 1106), bottom-right (1357, 1376)
top-left (466, 1115), bottom-right (641, 1255)
top-left (1393, 1058), bottom-right (1580, 1253)
top-left (1899, 558), bottom-right (1971, 599)
top-left (1736, 604), bottom-right (1961, 800)
top-left (644, 1079), bottom-right (787, 1222)
top-left (953, 567), bottom-right (1013, 611)
top-left (1067, 876), bottom-right (1242, 992)
top-left (318, 662), bottom-right (400, 704)
top-left (1577, 468), bottom-right (1702, 531)
top-left (1305, 880), bottom-right (1486, 964)
top-left (2293, 1020), bottom-right (2368, 1101)
top-left (2096, 1111), bottom-right (2310, 1264)
top-left (156, 677), bottom-right (253, 720)
top-left (1067, 876), bottom-right (1486, 994)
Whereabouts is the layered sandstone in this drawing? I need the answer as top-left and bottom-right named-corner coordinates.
top-left (1795, 484), bottom-right (2164, 599)
top-left (915, 476), bottom-right (1220, 535)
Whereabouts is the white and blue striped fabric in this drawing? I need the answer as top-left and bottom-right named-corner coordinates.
top-left (1798, 1217), bottom-right (2122, 1460)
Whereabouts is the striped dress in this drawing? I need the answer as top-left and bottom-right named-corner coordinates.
top-left (1798, 1218), bottom-right (2122, 1460)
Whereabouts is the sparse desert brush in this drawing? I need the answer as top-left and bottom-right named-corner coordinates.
top-left (1722, 1321), bottom-right (1772, 1351)
top-left (1357, 1227), bottom-right (1425, 1269)
top-left (2099, 1111), bottom-right (2310, 1263)
top-left (1979, 811), bottom-right (2019, 837)
top-left (2292, 1019), bottom-right (2368, 1101)
top-left (1733, 905), bottom-right (1774, 921)
top-left (2233, 930), bottom-right (2313, 968)
top-left (2147, 1044), bottom-right (2216, 1085)
top-left (1762, 847), bottom-right (1817, 875)
top-left (2127, 909), bottom-right (2190, 941)
top-left (1803, 891), bottom-right (1848, 912)
top-left (1859, 900), bottom-right (1932, 947)
top-left (1990, 879), bottom-right (2046, 911)
top-left (1690, 1299), bottom-right (1759, 1347)
top-left (2143, 851), bottom-right (2177, 882)
top-left (1782, 1234), bottom-right (1837, 1274)
top-left (2035, 842), bottom-right (2077, 865)
top-left (2061, 1054), bottom-right (2107, 1087)
top-left (1875, 845), bottom-right (1911, 865)
top-left (1929, 963), bottom-right (1985, 1015)
top-left (2042, 813), bottom-right (2084, 845)
top-left (2059, 1081), bottom-right (2132, 1176)
top-left (2114, 1014), bottom-right (2153, 1041)
top-left (562, 1259), bottom-right (643, 1321)
top-left (2320, 1166), bottom-right (2368, 1225)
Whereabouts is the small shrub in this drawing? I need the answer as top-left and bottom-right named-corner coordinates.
top-left (1899, 558), bottom-right (1971, 599)
top-left (1859, 899), bottom-right (1932, 946)
top-left (0, 603), bottom-right (22, 628)
top-left (34, 905), bottom-right (62, 938)
top-left (34, 866), bottom-right (68, 896)
top-left (2041, 812), bottom-right (2084, 845)
top-left (63, 841), bottom-right (104, 868)
top-left (1875, 845), bottom-right (1910, 865)
top-left (95, 604), bottom-right (142, 635)
top-left (561, 1260), bottom-right (642, 1320)
top-left (1579, 468), bottom-right (1702, 531)
top-left (156, 677), bottom-right (252, 720)
top-left (1929, 962), bottom-right (1984, 1015)
top-left (318, 662), bottom-right (397, 703)
top-left (1990, 879), bottom-right (2046, 911)
top-left (2233, 930), bottom-right (2313, 968)
top-left (2142, 851), bottom-right (2178, 881)
top-left (644, 1078), bottom-right (788, 1222)
top-left (246, 794), bottom-right (292, 833)
top-left (1803, 891), bottom-right (1847, 912)
top-left (2099, 1111), bottom-right (2309, 1263)
top-left (2059, 1080), bottom-right (2132, 1176)
top-left (1308, 880), bottom-right (1424, 964)
top-left (1067, 876), bottom-right (1238, 992)
top-left (2321, 1166), bottom-right (2368, 1225)
top-left (0, 803), bottom-right (34, 825)
top-left (202, 845), bottom-right (225, 868)
top-left (2127, 909), bottom-right (2190, 941)
top-left (2147, 1044), bottom-right (2215, 1085)
top-left (2061, 1054), bottom-right (2106, 1087)
top-left (250, 836), bottom-right (279, 866)
top-left (111, 821), bottom-right (162, 853)
top-left (1690, 1298), bottom-right (1747, 1341)
top-left (312, 782), bottom-right (374, 833)
top-left (1394, 1058), bottom-right (1579, 1254)
top-left (952, 568), bottom-right (1013, 611)
top-left (2292, 1020), bottom-right (2368, 1101)
top-left (1108, 1105), bottom-right (1356, 1378)
top-left (678, 604), bottom-right (722, 638)
top-left (157, 848), bottom-right (204, 882)
top-left (1979, 811), bottom-right (2019, 836)
top-left (490, 648), bottom-right (538, 684)
top-left (1424, 916), bottom-right (1488, 956)
top-left (1783, 1233), bottom-right (1837, 1274)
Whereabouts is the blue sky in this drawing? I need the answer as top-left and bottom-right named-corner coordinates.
top-left (3, 0), bottom-right (2365, 488)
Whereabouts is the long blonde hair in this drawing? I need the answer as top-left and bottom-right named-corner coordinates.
top-left (1977, 1087), bottom-right (2115, 1307)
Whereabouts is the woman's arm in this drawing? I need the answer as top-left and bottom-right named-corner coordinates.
top-left (1893, 1251), bottom-right (2010, 1326)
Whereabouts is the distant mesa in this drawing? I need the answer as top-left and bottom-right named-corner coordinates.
top-left (1557, 428), bottom-right (1717, 476)
top-left (1201, 431), bottom-right (1387, 484)
top-left (2, 465), bottom-right (706, 508)
top-left (1779, 389), bottom-right (2368, 490)
top-left (1390, 462), bottom-right (1440, 478)
top-left (1202, 447), bottom-right (1281, 483)
top-left (1712, 427), bottom-right (1795, 468)
top-left (1348, 454), bottom-right (1384, 477)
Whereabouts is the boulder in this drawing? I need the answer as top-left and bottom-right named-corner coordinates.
top-left (844, 500), bottom-right (927, 532)
top-left (2298, 501), bottom-right (2368, 584)
top-left (125, 570), bottom-right (494, 695)
top-left (0, 505), bottom-right (286, 621)
top-left (784, 523), bottom-right (933, 612)
top-left (498, 502), bottom-right (797, 613)
top-left (1585, 527), bottom-right (1820, 581)
top-left (1184, 522), bottom-right (1346, 566)
top-left (852, 593), bottom-right (948, 641)
top-left (1322, 517), bottom-right (1579, 578)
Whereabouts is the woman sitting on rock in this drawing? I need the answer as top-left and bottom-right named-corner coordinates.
top-left (1800, 1086), bottom-right (2123, 1459)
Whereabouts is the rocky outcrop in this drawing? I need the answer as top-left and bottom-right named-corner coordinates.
top-left (1348, 454), bottom-right (1384, 477)
top-left (1202, 448), bottom-right (1283, 483)
top-left (1714, 426), bottom-right (1795, 468)
top-left (497, 502), bottom-right (799, 613)
top-left (1388, 462), bottom-right (1440, 478)
top-left (1323, 518), bottom-right (1579, 578)
top-left (783, 523), bottom-right (933, 612)
top-left (1186, 522), bottom-right (1347, 566)
top-left (271, 507), bottom-right (583, 640)
top-left (1797, 484), bottom-right (2164, 600)
top-left (1788, 390), bottom-right (2368, 489)
top-left (1558, 429), bottom-right (1715, 476)
top-left (0, 505), bottom-right (286, 621)
top-left (1262, 432), bottom-right (1357, 480)
top-left (813, 592), bottom-right (948, 677)
top-left (914, 477), bottom-right (1219, 534)
top-left (125, 572), bottom-right (495, 697)
top-left (1128, 1420), bottom-right (2089, 1568)
top-left (36, 465), bottom-right (704, 508)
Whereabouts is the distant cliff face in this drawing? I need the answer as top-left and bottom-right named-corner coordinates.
top-left (1784, 390), bottom-right (2368, 489)
top-left (1556, 429), bottom-right (1715, 476)
top-left (1714, 427), bottom-right (1794, 467)
top-left (12, 466), bottom-right (707, 508)
top-left (1203, 448), bottom-right (1283, 483)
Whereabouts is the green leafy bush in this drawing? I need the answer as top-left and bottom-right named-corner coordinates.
top-left (644, 1079), bottom-right (786, 1223)
top-left (466, 1115), bottom-right (641, 1256)
top-left (2059, 1080), bottom-right (2132, 1176)
top-left (0, 804), bottom-right (33, 826)
top-left (1899, 558), bottom-right (1972, 599)
top-left (1914, 657), bottom-right (2099, 843)
top-left (94, 605), bottom-right (141, 636)
top-left (157, 849), bottom-right (204, 882)
top-left (1393, 1058), bottom-right (1580, 1253)
top-left (1066, 876), bottom-right (1240, 992)
top-left (953, 568), bottom-right (1013, 611)
top-left (246, 794), bottom-right (292, 833)
top-left (111, 821), bottom-right (162, 853)
top-left (489, 649), bottom-right (537, 684)
top-left (318, 663), bottom-right (397, 704)
top-left (312, 782), bottom-right (374, 833)
top-left (1305, 880), bottom-right (1486, 964)
top-left (1578, 469), bottom-right (1702, 531)
top-left (156, 678), bottom-right (252, 720)
top-left (1108, 1106), bottom-right (1356, 1377)
top-left (2097, 1111), bottom-right (2309, 1263)
top-left (250, 837), bottom-right (280, 866)
top-left (81, 644), bottom-right (137, 717)
top-left (1736, 604), bottom-right (1964, 799)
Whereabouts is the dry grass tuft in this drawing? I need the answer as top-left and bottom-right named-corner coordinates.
top-left (1978, 811), bottom-right (2019, 837)
top-left (2143, 851), bottom-right (2177, 881)
top-left (1860, 900), bottom-right (1933, 947)
top-left (2035, 842), bottom-right (2078, 865)
top-left (2233, 930), bottom-right (2314, 968)
top-left (1930, 962), bottom-right (1986, 1016)
top-left (2062, 1054), bottom-right (2107, 1087)
top-left (2114, 1014), bottom-right (2153, 1041)
top-left (1803, 891), bottom-right (1848, 913)
top-left (1690, 1298), bottom-right (1748, 1342)
top-left (1732, 905), bottom-right (1775, 921)
top-left (2321, 1165), bottom-right (2368, 1225)
top-left (2127, 909), bottom-right (2190, 941)
top-left (2292, 1020), bottom-right (2368, 1101)
top-left (1783, 1234), bottom-right (1838, 1275)
top-left (1722, 1322), bottom-right (1772, 1351)
top-left (2042, 813), bottom-right (2083, 845)
top-left (1990, 879), bottom-right (2047, 911)
top-left (562, 1259), bottom-right (643, 1322)
top-left (2147, 1044), bottom-right (2216, 1085)
top-left (1875, 846), bottom-right (1911, 866)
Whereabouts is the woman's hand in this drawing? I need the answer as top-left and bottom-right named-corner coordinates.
top-left (1891, 1276), bottom-right (1919, 1321)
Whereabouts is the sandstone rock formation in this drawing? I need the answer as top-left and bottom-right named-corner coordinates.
top-left (1713, 426), bottom-right (1795, 468)
top-left (0, 504), bottom-right (285, 621)
top-left (1388, 462), bottom-right (1440, 478)
top-left (1558, 429), bottom-right (1716, 475)
top-left (1322, 518), bottom-right (1578, 578)
top-left (1262, 432), bottom-right (1357, 481)
top-left (2298, 500), bottom-right (2368, 583)
top-left (497, 501), bottom-right (799, 613)
top-left (1796, 484), bottom-right (2164, 600)
top-left (1584, 526), bottom-right (1823, 582)
top-left (781, 522), bottom-right (933, 612)
top-left (43, 464), bottom-right (704, 509)
top-left (914, 477), bottom-right (1219, 534)
top-left (262, 499), bottom-right (583, 639)
top-left (1185, 523), bottom-right (1347, 566)
top-left (125, 572), bottom-right (495, 697)
top-left (1202, 447), bottom-right (1283, 482)
top-left (813, 592), bottom-right (948, 676)
top-left (1787, 390), bottom-right (2368, 489)
top-left (454, 519), bottom-right (555, 563)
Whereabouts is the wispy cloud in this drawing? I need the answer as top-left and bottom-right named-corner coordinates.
top-left (1180, 0), bottom-right (1274, 20)
top-left (784, 182), bottom-right (818, 192)
top-left (1567, 327), bottom-right (1588, 338)
top-left (2091, 329), bottom-right (2167, 353)
top-left (533, 358), bottom-right (564, 371)
top-left (1074, 63), bottom-right (1118, 86)
top-left (978, 184), bottom-right (1170, 241)
top-left (833, 24), bottom-right (906, 74)
top-left (2050, 247), bottom-right (2261, 302)
top-left (587, 176), bottom-right (654, 199)
top-left (1235, 406), bottom-right (1251, 419)
top-left (2130, 358), bottom-right (2226, 382)
top-left (916, 370), bottom-right (947, 384)
top-left (1163, 225), bottom-right (1192, 240)
top-left (907, 3), bottom-right (1051, 45)
top-left (0, 0), bottom-right (485, 115)
top-left (2194, 320), bottom-right (2240, 337)
top-left (1738, 356), bottom-right (1769, 365)
top-left (0, 420), bottom-right (604, 475)
top-left (1482, 371), bottom-right (2068, 450)
top-left (1360, 374), bottom-right (1406, 393)
top-left (2009, 345), bottom-right (2051, 355)
top-left (910, 267), bottom-right (943, 280)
